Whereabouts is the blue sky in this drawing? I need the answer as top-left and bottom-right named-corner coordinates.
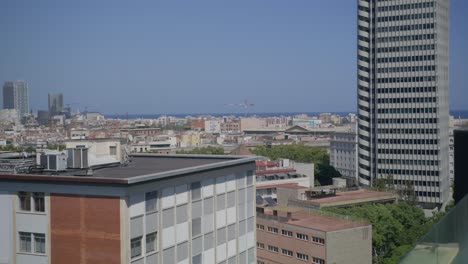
top-left (1, 0), bottom-right (467, 114)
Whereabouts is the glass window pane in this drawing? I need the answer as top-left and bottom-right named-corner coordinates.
top-left (34, 233), bottom-right (46, 253)
top-left (131, 237), bottom-right (142, 258)
top-left (146, 232), bottom-right (157, 253)
top-left (145, 191), bottom-right (158, 212)
top-left (19, 232), bottom-right (31, 252)
top-left (33, 193), bottom-right (45, 212)
top-left (19, 192), bottom-right (31, 211)
top-left (191, 182), bottom-right (202, 200)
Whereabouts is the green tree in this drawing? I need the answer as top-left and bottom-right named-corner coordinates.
top-left (324, 202), bottom-right (433, 264)
top-left (176, 146), bottom-right (225, 155)
top-left (315, 163), bottom-right (342, 186)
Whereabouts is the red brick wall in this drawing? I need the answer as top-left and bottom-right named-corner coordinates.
top-left (50, 194), bottom-right (121, 264)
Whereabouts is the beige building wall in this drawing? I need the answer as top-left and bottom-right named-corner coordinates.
top-left (326, 226), bottom-right (372, 264)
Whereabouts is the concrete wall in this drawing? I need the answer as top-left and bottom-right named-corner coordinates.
top-left (126, 163), bottom-right (256, 264)
top-left (326, 226), bottom-right (372, 264)
top-left (0, 191), bottom-right (13, 264)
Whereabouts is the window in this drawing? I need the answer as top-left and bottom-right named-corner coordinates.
top-left (312, 257), bottom-right (325, 264)
top-left (18, 192), bottom-right (31, 211)
top-left (19, 232), bottom-right (45, 254)
top-left (146, 232), bottom-right (157, 253)
top-left (191, 182), bottom-right (201, 200)
top-left (257, 242), bottom-right (265, 249)
top-left (267, 245), bottom-right (278, 253)
top-left (34, 233), bottom-right (46, 253)
top-left (267, 226), bottom-right (278, 234)
top-left (145, 191), bottom-right (158, 212)
top-left (33, 193), bottom-right (45, 212)
top-left (19, 232), bottom-right (32, 252)
top-left (131, 237), bottom-right (142, 259)
top-left (296, 233), bottom-right (308, 241)
top-left (312, 236), bottom-right (325, 245)
top-left (18, 192), bottom-right (45, 213)
top-left (297, 252), bottom-right (309, 261)
top-left (256, 224), bottom-right (264, 231)
top-left (281, 248), bottom-right (293, 256)
top-left (281, 230), bottom-right (293, 237)
top-left (109, 146), bottom-right (117, 155)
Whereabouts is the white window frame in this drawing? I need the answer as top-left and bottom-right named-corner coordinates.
top-left (297, 252), bottom-right (309, 261)
top-left (146, 232), bottom-right (157, 253)
top-left (18, 232), bottom-right (46, 254)
top-left (281, 248), bottom-right (293, 257)
top-left (131, 236), bottom-right (142, 259)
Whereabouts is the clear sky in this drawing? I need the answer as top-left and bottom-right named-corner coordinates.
top-left (1, 0), bottom-right (467, 114)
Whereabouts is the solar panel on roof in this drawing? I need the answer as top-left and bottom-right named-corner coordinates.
top-left (264, 197), bottom-right (276, 206)
top-left (256, 195), bottom-right (265, 205)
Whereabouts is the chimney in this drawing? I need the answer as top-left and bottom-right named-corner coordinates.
top-left (287, 212), bottom-right (292, 220)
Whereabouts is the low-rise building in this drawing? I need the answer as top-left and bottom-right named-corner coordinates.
top-left (329, 131), bottom-right (357, 183)
top-left (256, 206), bottom-right (372, 264)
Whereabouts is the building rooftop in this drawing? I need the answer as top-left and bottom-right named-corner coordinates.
top-left (0, 154), bottom-right (256, 185)
top-left (305, 189), bottom-right (398, 208)
top-left (258, 208), bottom-right (369, 232)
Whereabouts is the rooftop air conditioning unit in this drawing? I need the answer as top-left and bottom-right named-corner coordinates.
top-left (40, 152), bottom-right (67, 171)
top-left (67, 148), bottom-right (89, 169)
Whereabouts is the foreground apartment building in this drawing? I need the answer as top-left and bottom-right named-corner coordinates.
top-left (357, 0), bottom-right (450, 207)
top-left (0, 154), bottom-right (256, 264)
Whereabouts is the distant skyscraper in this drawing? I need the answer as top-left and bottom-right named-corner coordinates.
top-left (48, 93), bottom-right (63, 116)
top-left (2, 81), bottom-right (29, 119)
top-left (357, 0), bottom-right (450, 208)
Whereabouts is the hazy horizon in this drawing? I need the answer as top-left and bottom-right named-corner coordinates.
top-left (1, 0), bottom-right (467, 114)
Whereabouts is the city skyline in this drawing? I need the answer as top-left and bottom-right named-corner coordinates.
top-left (1, 0), bottom-right (467, 114)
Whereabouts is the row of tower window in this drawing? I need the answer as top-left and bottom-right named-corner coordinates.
top-left (377, 76), bottom-right (436, 83)
top-left (377, 86), bottom-right (436, 94)
top-left (377, 34), bottom-right (434, 43)
top-left (376, 128), bottom-right (438, 135)
top-left (377, 107), bottom-right (437, 114)
top-left (377, 97), bottom-right (437, 104)
top-left (377, 2), bottom-right (435, 12)
top-left (376, 118), bottom-right (438, 124)
top-left (377, 168), bottom-right (440, 177)
top-left (377, 159), bottom-right (439, 166)
top-left (376, 138), bottom-right (438, 144)
top-left (377, 23), bottom-right (434, 33)
top-left (393, 180), bottom-right (440, 188)
top-left (377, 65), bottom-right (436, 73)
top-left (377, 44), bottom-right (435, 53)
top-left (377, 148), bottom-right (439, 156)
top-left (377, 12), bottom-right (434, 22)
top-left (377, 55), bottom-right (435, 64)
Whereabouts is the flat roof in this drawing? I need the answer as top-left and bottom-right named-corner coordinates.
top-left (0, 154), bottom-right (256, 185)
top-left (306, 189), bottom-right (398, 207)
top-left (259, 209), bottom-right (368, 232)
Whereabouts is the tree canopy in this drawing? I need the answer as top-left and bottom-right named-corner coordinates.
top-left (324, 202), bottom-right (443, 264)
top-left (176, 146), bottom-right (225, 155)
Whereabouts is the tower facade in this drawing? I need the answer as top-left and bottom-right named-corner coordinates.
top-left (48, 93), bottom-right (63, 116)
top-left (357, 0), bottom-right (450, 207)
top-left (2, 81), bottom-right (29, 119)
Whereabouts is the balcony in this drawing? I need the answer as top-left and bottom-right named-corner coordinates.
top-left (400, 195), bottom-right (468, 263)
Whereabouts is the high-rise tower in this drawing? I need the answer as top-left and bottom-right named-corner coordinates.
top-left (357, 0), bottom-right (450, 208)
top-left (2, 81), bottom-right (29, 119)
top-left (48, 93), bottom-right (63, 116)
